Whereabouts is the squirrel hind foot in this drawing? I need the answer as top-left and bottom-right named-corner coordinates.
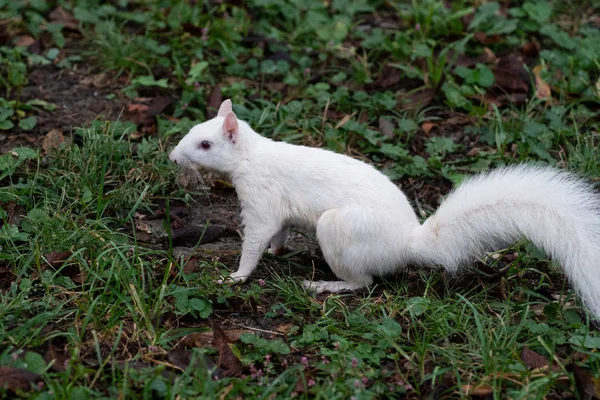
top-left (302, 280), bottom-right (368, 294)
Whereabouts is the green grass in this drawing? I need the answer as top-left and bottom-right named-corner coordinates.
top-left (1, 0), bottom-right (600, 398)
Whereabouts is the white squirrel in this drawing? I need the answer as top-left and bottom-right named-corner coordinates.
top-left (169, 99), bottom-right (600, 319)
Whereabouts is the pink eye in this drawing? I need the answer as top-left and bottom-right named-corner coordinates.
top-left (199, 140), bottom-right (211, 150)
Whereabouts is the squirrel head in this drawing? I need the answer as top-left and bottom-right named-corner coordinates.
top-left (169, 99), bottom-right (246, 173)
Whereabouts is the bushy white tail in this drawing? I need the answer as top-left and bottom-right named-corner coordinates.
top-left (409, 165), bottom-right (600, 318)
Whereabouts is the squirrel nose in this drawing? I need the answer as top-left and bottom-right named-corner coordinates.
top-left (169, 150), bottom-right (178, 164)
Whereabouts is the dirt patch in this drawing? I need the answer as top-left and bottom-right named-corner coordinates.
top-left (21, 65), bottom-right (130, 134)
top-left (1, 63), bottom-right (132, 154)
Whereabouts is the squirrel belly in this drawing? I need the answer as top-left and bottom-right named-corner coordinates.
top-left (169, 99), bottom-right (600, 319)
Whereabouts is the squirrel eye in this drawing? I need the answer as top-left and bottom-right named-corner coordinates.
top-left (199, 140), bottom-right (211, 150)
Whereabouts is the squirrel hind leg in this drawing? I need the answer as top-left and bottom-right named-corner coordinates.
top-left (302, 279), bottom-right (370, 294)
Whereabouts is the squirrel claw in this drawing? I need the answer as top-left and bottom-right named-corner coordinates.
top-left (216, 273), bottom-right (248, 285)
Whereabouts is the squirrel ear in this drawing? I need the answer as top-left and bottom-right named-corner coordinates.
top-left (217, 99), bottom-right (233, 117)
top-left (222, 111), bottom-right (239, 143)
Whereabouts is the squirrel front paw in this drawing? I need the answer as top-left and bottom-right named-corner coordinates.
top-left (216, 271), bottom-right (248, 285)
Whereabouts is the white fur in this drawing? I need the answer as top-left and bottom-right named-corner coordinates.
top-left (170, 100), bottom-right (600, 319)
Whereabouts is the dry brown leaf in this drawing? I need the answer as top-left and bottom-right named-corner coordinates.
top-left (206, 86), bottom-right (223, 118)
top-left (474, 31), bottom-right (501, 44)
top-left (472, 94), bottom-right (502, 107)
top-left (0, 366), bottom-right (42, 392)
top-left (421, 122), bottom-right (436, 135)
top-left (147, 96), bottom-right (173, 117)
top-left (129, 131), bottom-right (145, 140)
top-left (572, 364), bottom-right (600, 400)
top-left (182, 331), bottom-right (215, 348)
top-left (466, 147), bottom-right (480, 157)
top-left (71, 271), bottom-right (86, 284)
top-left (335, 114), bottom-right (353, 129)
top-left (15, 36), bottom-right (35, 48)
top-left (183, 329), bottom-right (251, 349)
top-left (492, 65), bottom-right (530, 93)
top-left (496, 93), bottom-right (529, 105)
top-left (183, 257), bottom-right (200, 275)
top-left (533, 65), bottom-right (551, 100)
top-left (49, 7), bottom-right (78, 30)
top-left (80, 73), bottom-right (108, 88)
top-left (521, 347), bottom-right (549, 369)
top-left (461, 384), bottom-right (493, 396)
top-left (42, 129), bottom-right (66, 153)
top-left (44, 345), bottom-right (71, 372)
top-left (127, 103), bottom-right (149, 113)
top-left (398, 88), bottom-right (437, 110)
top-left (446, 49), bottom-right (496, 68)
top-left (275, 323), bottom-right (296, 335)
top-left (370, 65), bottom-right (402, 89)
top-left (44, 251), bottom-right (73, 269)
top-left (213, 325), bottom-right (243, 378)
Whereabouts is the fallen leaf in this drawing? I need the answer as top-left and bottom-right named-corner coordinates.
top-left (533, 65), bottom-right (551, 100)
top-left (325, 109), bottom-right (344, 120)
top-left (521, 347), bottom-right (549, 369)
top-left (335, 114), bottom-right (353, 129)
top-left (421, 122), bottom-right (436, 135)
top-left (213, 325), bottom-right (243, 377)
top-left (147, 96), bottom-right (173, 117)
top-left (127, 103), bottom-right (149, 113)
top-left (474, 31), bottom-right (501, 44)
top-left (461, 384), bottom-right (493, 397)
top-left (183, 257), bottom-right (199, 274)
top-left (206, 86), bottom-right (223, 118)
top-left (44, 251), bottom-right (72, 269)
top-left (370, 65), bottom-right (402, 89)
top-left (183, 329), bottom-right (250, 349)
top-left (466, 147), bottom-right (480, 157)
top-left (41, 129), bottom-right (66, 154)
top-left (49, 7), bottom-right (78, 30)
top-left (378, 117), bottom-right (395, 139)
top-left (496, 93), bottom-right (529, 105)
top-left (446, 48), bottom-right (496, 68)
top-left (71, 271), bottom-right (86, 284)
top-left (275, 323), bottom-right (296, 335)
top-left (44, 345), bottom-right (71, 372)
top-left (492, 65), bottom-right (530, 93)
top-left (80, 73), bottom-right (108, 88)
top-left (171, 215), bottom-right (185, 230)
top-left (471, 94), bottom-right (502, 107)
top-left (571, 364), bottom-right (600, 400)
top-left (15, 36), bottom-right (35, 48)
top-left (0, 366), bottom-right (42, 391)
top-left (182, 331), bottom-right (215, 348)
top-left (398, 88), bottom-right (437, 110)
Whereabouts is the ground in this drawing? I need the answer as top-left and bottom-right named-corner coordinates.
top-left (1, 0), bottom-right (600, 399)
